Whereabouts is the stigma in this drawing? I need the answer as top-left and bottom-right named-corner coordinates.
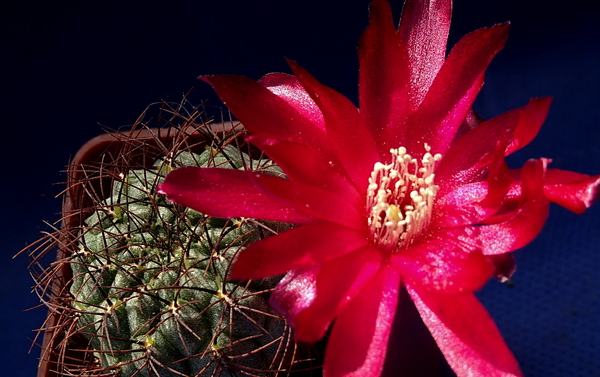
top-left (366, 144), bottom-right (442, 252)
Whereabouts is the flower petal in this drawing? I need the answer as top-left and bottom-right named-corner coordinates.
top-left (434, 137), bottom-right (512, 227)
top-left (392, 227), bottom-right (494, 294)
top-left (258, 72), bottom-right (325, 129)
top-left (276, 247), bottom-right (381, 343)
top-left (507, 168), bottom-right (600, 214)
top-left (230, 222), bottom-right (369, 279)
top-left (201, 74), bottom-right (326, 150)
top-left (406, 286), bottom-right (523, 377)
top-left (287, 60), bottom-right (380, 192)
top-left (358, 0), bottom-right (411, 152)
top-left (324, 265), bottom-right (400, 377)
top-left (159, 167), bottom-right (315, 223)
top-left (407, 23), bottom-right (510, 156)
top-left (436, 98), bottom-right (551, 188)
top-left (253, 171), bottom-right (364, 229)
top-left (399, 0), bottom-right (451, 108)
top-left (433, 181), bottom-right (489, 227)
top-left (542, 169), bottom-right (600, 214)
top-left (269, 267), bottom-right (318, 328)
top-left (505, 97), bottom-right (552, 156)
top-left (469, 138), bottom-right (512, 212)
top-left (479, 159), bottom-right (549, 255)
top-left (245, 134), bottom-right (360, 203)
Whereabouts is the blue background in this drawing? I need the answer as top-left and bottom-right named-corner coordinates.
top-left (2, 0), bottom-right (599, 376)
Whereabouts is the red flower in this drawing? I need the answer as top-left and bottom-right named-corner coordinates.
top-left (159, 0), bottom-right (600, 376)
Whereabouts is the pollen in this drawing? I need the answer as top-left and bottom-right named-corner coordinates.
top-left (366, 144), bottom-right (442, 252)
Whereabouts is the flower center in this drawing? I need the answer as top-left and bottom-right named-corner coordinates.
top-left (366, 144), bottom-right (442, 252)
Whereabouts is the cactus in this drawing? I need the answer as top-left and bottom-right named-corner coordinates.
top-left (25, 99), bottom-right (322, 376)
top-left (70, 146), bottom-right (288, 376)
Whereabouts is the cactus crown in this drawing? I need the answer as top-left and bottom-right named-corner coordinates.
top-left (25, 98), bottom-right (322, 376)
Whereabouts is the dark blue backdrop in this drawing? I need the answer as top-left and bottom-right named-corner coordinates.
top-left (2, 1), bottom-right (599, 376)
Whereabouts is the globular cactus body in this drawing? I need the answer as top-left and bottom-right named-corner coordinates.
top-left (68, 145), bottom-right (288, 376)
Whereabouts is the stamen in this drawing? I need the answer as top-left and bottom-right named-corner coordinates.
top-left (367, 144), bottom-right (442, 252)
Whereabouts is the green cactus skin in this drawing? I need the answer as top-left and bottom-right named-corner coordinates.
top-left (68, 145), bottom-right (292, 376)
